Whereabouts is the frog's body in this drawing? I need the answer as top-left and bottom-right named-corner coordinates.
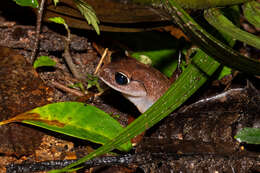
top-left (98, 57), bottom-right (171, 113)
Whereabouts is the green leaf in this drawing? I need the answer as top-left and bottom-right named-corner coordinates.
top-left (33, 56), bottom-right (56, 69)
top-left (86, 74), bottom-right (102, 92)
top-left (53, 0), bottom-right (59, 6)
top-left (217, 66), bottom-right (232, 80)
top-left (235, 128), bottom-right (260, 144)
top-left (69, 83), bottom-right (85, 93)
top-left (74, 0), bottom-right (100, 35)
top-left (168, 3), bottom-right (260, 75)
top-left (133, 54), bottom-right (152, 65)
top-left (0, 102), bottom-right (132, 151)
top-left (243, 1), bottom-right (260, 28)
top-left (134, 0), bottom-right (252, 9)
top-left (48, 17), bottom-right (69, 32)
top-left (205, 8), bottom-right (260, 50)
top-left (48, 17), bottom-right (66, 25)
top-left (13, 0), bottom-right (39, 8)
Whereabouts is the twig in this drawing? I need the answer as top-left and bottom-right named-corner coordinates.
top-left (51, 81), bottom-right (84, 97)
top-left (94, 48), bottom-right (108, 75)
top-left (31, 0), bottom-right (46, 62)
top-left (6, 154), bottom-right (133, 173)
top-left (63, 26), bottom-right (85, 80)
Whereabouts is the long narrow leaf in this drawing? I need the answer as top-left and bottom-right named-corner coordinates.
top-left (243, 1), bottom-right (260, 28)
top-left (205, 8), bottom-right (260, 50)
top-left (134, 0), bottom-right (251, 9)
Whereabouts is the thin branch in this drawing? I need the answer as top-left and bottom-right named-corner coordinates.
top-left (51, 81), bottom-right (84, 97)
top-left (63, 26), bottom-right (85, 80)
top-left (6, 154), bottom-right (133, 173)
top-left (94, 48), bottom-right (108, 75)
top-left (31, 0), bottom-right (46, 62)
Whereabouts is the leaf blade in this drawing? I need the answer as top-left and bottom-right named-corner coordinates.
top-left (205, 8), bottom-right (260, 50)
top-left (74, 0), bottom-right (100, 35)
top-left (13, 0), bottom-right (39, 8)
top-left (235, 128), bottom-right (260, 144)
top-left (243, 1), bottom-right (260, 28)
top-left (0, 102), bottom-right (132, 151)
top-left (33, 56), bottom-right (56, 68)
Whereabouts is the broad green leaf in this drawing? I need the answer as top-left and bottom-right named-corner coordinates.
top-left (235, 128), bottom-right (260, 144)
top-left (243, 1), bottom-right (260, 28)
top-left (0, 102), bottom-right (132, 151)
top-left (74, 0), bottom-right (100, 35)
top-left (33, 56), bottom-right (56, 69)
top-left (13, 0), bottom-right (39, 8)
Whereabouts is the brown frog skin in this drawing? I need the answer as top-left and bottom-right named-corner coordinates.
top-left (98, 57), bottom-right (171, 113)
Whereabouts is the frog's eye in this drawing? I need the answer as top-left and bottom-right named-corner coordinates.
top-left (115, 72), bottom-right (129, 85)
